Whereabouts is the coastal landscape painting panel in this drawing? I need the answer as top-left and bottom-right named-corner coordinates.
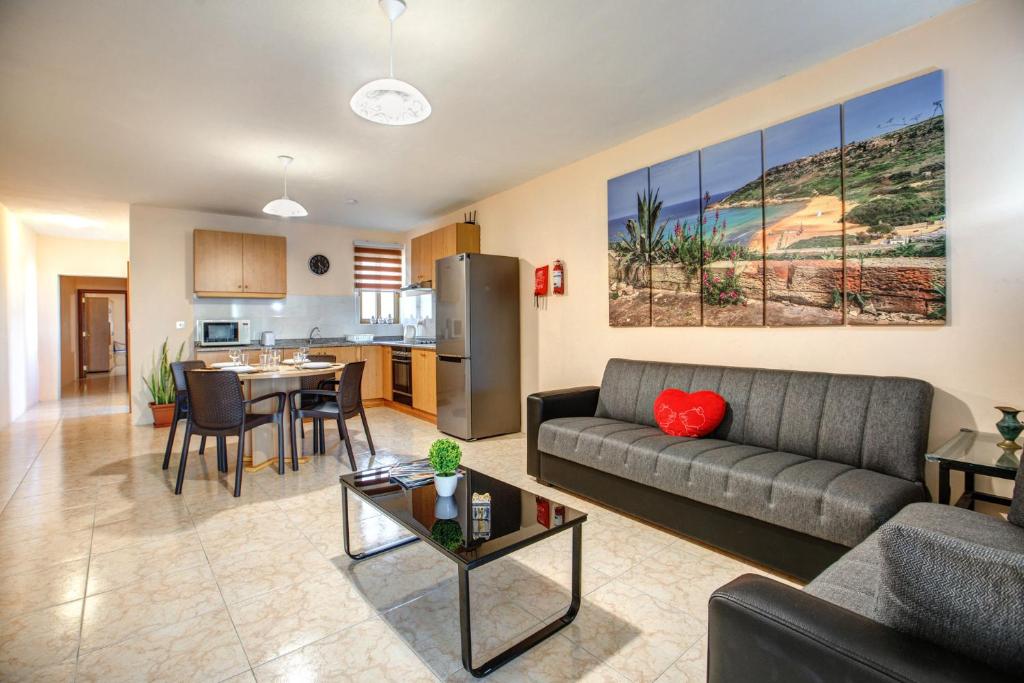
top-left (608, 167), bottom-right (652, 327)
top-left (843, 70), bottom-right (946, 325)
top-left (763, 106), bottom-right (844, 326)
top-left (699, 131), bottom-right (765, 326)
top-left (650, 152), bottom-right (702, 326)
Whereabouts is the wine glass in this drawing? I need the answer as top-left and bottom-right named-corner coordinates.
top-left (239, 352), bottom-right (248, 367)
top-left (228, 349), bottom-right (240, 366)
top-left (271, 350), bottom-right (281, 369)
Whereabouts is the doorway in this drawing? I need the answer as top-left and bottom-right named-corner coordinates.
top-left (59, 275), bottom-right (129, 398)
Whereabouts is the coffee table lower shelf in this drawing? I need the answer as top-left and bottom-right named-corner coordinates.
top-left (340, 486), bottom-right (583, 678)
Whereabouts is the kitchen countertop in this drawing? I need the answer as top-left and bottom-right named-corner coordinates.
top-left (195, 337), bottom-right (436, 351)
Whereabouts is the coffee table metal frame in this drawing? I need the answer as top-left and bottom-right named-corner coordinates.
top-left (340, 480), bottom-right (583, 678)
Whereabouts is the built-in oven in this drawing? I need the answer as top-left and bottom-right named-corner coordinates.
top-left (195, 319), bottom-right (252, 346)
top-left (391, 346), bottom-right (413, 406)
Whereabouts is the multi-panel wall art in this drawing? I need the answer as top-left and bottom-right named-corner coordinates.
top-left (607, 70), bottom-right (946, 328)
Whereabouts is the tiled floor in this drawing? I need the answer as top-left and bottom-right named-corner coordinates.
top-left (0, 377), bottom-right (795, 682)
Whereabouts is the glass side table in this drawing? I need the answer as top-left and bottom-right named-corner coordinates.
top-left (926, 428), bottom-right (1021, 509)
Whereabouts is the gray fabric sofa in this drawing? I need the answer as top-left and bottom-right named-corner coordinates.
top-left (708, 490), bottom-right (1024, 682)
top-left (527, 358), bottom-right (933, 579)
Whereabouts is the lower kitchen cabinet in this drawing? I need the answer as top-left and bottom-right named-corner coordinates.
top-left (411, 348), bottom-right (437, 415)
top-left (359, 345), bottom-right (385, 400)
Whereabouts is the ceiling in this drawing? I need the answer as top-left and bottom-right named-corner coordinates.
top-left (0, 0), bottom-right (968, 237)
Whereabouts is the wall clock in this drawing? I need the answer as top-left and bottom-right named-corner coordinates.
top-left (308, 254), bottom-right (330, 276)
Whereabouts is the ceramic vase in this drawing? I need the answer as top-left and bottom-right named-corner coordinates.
top-left (995, 406), bottom-right (1022, 452)
top-left (434, 473), bottom-right (458, 497)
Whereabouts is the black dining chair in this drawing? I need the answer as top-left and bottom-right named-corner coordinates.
top-left (298, 354), bottom-right (337, 454)
top-left (176, 370), bottom-right (289, 497)
top-left (162, 360), bottom-right (208, 470)
top-left (288, 360), bottom-right (375, 471)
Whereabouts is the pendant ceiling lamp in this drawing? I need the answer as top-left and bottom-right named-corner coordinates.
top-left (350, 0), bottom-right (431, 126)
top-left (262, 155), bottom-right (308, 218)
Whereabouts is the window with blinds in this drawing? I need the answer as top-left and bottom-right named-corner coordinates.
top-left (353, 242), bottom-right (403, 291)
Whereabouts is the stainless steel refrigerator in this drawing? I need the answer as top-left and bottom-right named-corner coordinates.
top-left (436, 253), bottom-right (520, 440)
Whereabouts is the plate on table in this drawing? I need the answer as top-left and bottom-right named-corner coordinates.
top-left (300, 361), bottom-right (333, 369)
top-left (210, 361), bottom-right (241, 369)
top-left (222, 365), bottom-right (256, 373)
top-left (281, 358), bottom-right (299, 365)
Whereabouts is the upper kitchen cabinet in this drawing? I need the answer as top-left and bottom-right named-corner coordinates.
top-left (193, 229), bottom-right (287, 298)
top-left (407, 222), bottom-right (480, 286)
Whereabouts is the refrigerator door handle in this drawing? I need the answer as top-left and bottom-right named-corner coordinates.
top-left (438, 355), bottom-right (466, 362)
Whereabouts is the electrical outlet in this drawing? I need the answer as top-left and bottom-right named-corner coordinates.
top-left (175, 321), bottom-right (185, 329)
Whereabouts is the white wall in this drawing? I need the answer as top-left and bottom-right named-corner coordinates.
top-left (128, 205), bottom-right (407, 422)
top-left (35, 235), bottom-right (129, 399)
top-left (0, 204), bottom-right (39, 425)
top-left (412, 0), bottom-right (1024, 495)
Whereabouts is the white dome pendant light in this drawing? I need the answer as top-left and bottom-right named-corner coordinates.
top-left (350, 0), bottom-right (431, 126)
top-left (262, 155), bottom-right (308, 218)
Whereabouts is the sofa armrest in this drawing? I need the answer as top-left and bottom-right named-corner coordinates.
top-left (526, 387), bottom-right (600, 478)
top-left (708, 574), bottom-right (1003, 683)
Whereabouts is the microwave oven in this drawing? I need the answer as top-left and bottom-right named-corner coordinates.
top-left (195, 319), bottom-right (251, 346)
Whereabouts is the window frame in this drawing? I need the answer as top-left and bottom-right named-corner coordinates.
top-left (358, 290), bottom-right (398, 324)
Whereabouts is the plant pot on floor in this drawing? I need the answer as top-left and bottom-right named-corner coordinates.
top-left (149, 402), bottom-right (175, 428)
top-left (434, 473), bottom-right (458, 497)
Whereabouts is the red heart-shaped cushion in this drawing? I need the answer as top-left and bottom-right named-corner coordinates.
top-left (654, 389), bottom-right (726, 438)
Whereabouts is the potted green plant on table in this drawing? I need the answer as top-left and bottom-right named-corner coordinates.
top-left (429, 438), bottom-right (462, 497)
top-left (143, 339), bottom-right (184, 428)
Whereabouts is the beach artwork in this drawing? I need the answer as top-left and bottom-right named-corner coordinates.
top-left (607, 167), bottom-right (652, 327)
top-left (650, 152), bottom-right (702, 326)
top-left (763, 106), bottom-right (844, 326)
top-left (843, 71), bottom-right (946, 324)
top-left (699, 131), bottom-right (765, 326)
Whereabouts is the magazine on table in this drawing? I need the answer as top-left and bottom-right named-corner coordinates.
top-left (389, 459), bottom-right (465, 489)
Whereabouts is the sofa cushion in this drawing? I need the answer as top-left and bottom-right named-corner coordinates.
top-left (537, 416), bottom-right (926, 546)
top-left (593, 359), bottom-right (932, 482)
top-left (874, 511), bottom-right (1024, 674)
top-left (1010, 461), bottom-right (1024, 528)
top-left (804, 530), bottom-right (882, 617)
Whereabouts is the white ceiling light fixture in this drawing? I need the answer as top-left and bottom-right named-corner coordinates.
top-left (350, 0), bottom-right (431, 126)
top-left (262, 155), bottom-right (308, 218)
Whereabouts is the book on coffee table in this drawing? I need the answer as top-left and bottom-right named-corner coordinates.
top-left (389, 459), bottom-right (464, 489)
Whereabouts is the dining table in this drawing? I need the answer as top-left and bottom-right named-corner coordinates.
top-left (214, 362), bottom-right (347, 471)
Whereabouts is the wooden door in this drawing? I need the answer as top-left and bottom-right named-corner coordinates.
top-left (242, 234), bottom-right (287, 296)
top-left (382, 346), bottom-right (393, 401)
top-left (430, 228), bottom-right (447, 285)
top-left (84, 297), bottom-right (112, 372)
top-left (412, 349), bottom-right (437, 414)
top-left (194, 230), bottom-right (244, 295)
top-left (410, 234), bottom-right (428, 284)
top-left (455, 223), bottom-right (481, 253)
top-left (359, 346), bottom-right (385, 400)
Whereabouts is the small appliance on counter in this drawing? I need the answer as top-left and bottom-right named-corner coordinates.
top-left (196, 319), bottom-right (251, 346)
top-left (403, 324), bottom-right (416, 342)
top-left (260, 331), bottom-right (276, 346)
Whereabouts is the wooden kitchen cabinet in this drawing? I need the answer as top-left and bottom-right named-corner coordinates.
top-left (358, 345), bottom-right (385, 400)
top-left (407, 223), bottom-right (480, 286)
top-left (412, 348), bottom-right (437, 415)
top-left (194, 229), bottom-right (287, 298)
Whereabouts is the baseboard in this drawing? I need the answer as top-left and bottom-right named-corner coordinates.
top-left (366, 398), bottom-right (437, 425)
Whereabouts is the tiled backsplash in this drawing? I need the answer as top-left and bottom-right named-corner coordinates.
top-left (192, 292), bottom-right (435, 339)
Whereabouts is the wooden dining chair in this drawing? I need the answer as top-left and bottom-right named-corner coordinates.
top-left (288, 360), bottom-right (374, 471)
top-left (298, 353), bottom-right (337, 454)
top-left (162, 360), bottom-right (208, 470)
top-left (176, 370), bottom-right (288, 497)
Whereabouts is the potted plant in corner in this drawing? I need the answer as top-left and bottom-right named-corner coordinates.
top-left (143, 338), bottom-right (184, 428)
top-left (429, 438), bottom-right (462, 497)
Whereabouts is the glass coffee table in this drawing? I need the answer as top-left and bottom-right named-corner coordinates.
top-left (339, 463), bottom-right (587, 678)
top-left (925, 428), bottom-right (1021, 509)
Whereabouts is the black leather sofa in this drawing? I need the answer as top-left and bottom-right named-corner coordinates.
top-left (527, 358), bottom-right (933, 581)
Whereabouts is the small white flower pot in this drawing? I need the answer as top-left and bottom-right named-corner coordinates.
top-left (434, 473), bottom-right (458, 497)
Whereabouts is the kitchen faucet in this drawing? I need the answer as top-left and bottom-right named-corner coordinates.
top-left (307, 326), bottom-right (321, 345)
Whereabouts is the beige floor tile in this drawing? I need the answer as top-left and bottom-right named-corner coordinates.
top-left (0, 558), bottom-right (88, 617)
top-left (654, 637), bottom-right (707, 682)
top-left (90, 514), bottom-right (195, 554)
top-left (210, 537), bottom-right (335, 605)
top-left (253, 617), bottom-right (437, 682)
top-left (0, 504), bottom-right (95, 543)
top-left (77, 607), bottom-right (250, 683)
top-left (382, 579), bottom-right (541, 678)
top-left (445, 633), bottom-right (627, 683)
top-left (81, 563), bottom-right (224, 653)
top-left (345, 542), bottom-right (454, 611)
top-left (563, 580), bottom-right (704, 682)
top-left (0, 599), bottom-right (82, 680)
top-left (301, 514), bottom-right (410, 561)
top-left (228, 569), bottom-right (375, 666)
top-left (86, 531), bottom-right (206, 595)
top-left (0, 527), bottom-right (93, 578)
